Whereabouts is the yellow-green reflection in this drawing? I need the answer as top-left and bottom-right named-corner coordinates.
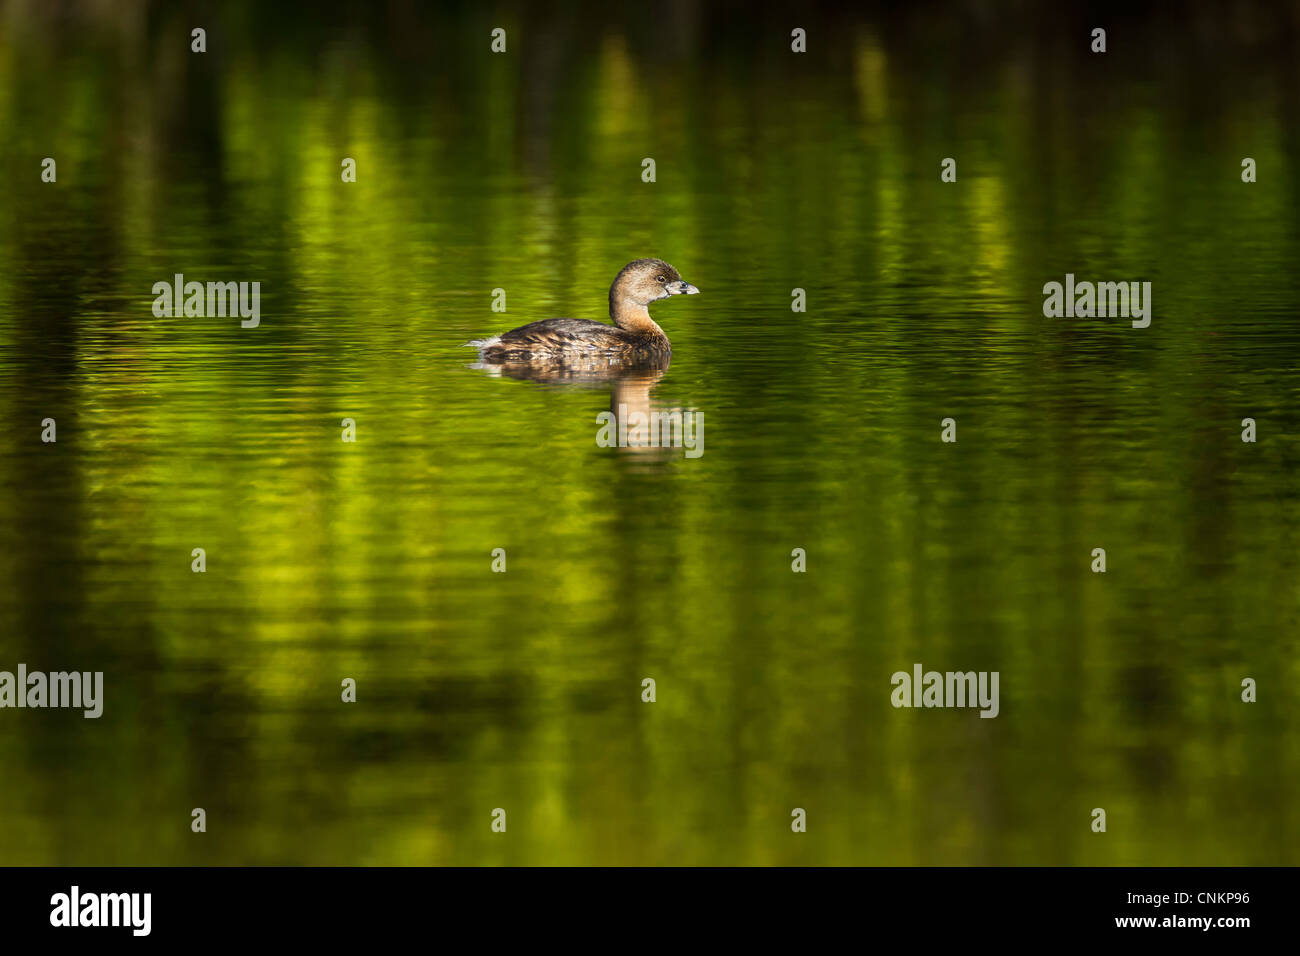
top-left (0, 0), bottom-right (1296, 865)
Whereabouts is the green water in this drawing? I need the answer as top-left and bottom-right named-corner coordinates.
top-left (0, 2), bottom-right (1297, 865)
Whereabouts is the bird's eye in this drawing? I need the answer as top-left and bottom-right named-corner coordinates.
top-left (656, 275), bottom-right (665, 282)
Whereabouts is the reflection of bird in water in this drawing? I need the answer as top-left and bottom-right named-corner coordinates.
top-left (470, 357), bottom-right (667, 392)
top-left (466, 259), bottom-right (698, 364)
top-left (469, 359), bottom-right (700, 459)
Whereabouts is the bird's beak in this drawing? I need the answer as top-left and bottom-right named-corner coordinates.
top-left (669, 280), bottom-right (700, 295)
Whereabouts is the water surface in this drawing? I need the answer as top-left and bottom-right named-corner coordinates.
top-left (0, 1), bottom-right (1297, 865)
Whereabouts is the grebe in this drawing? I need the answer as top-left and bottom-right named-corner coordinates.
top-left (468, 258), bottom-right (698, 364)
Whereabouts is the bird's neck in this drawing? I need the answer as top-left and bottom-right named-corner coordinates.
top-left (611, 300), bottom-right (665, 337)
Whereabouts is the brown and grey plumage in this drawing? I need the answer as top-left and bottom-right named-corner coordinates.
top-left (467, 258), bottom-right (699, 364)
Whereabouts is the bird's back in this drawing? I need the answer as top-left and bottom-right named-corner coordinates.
top-left (473, 318), bottom-right (639, 362)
